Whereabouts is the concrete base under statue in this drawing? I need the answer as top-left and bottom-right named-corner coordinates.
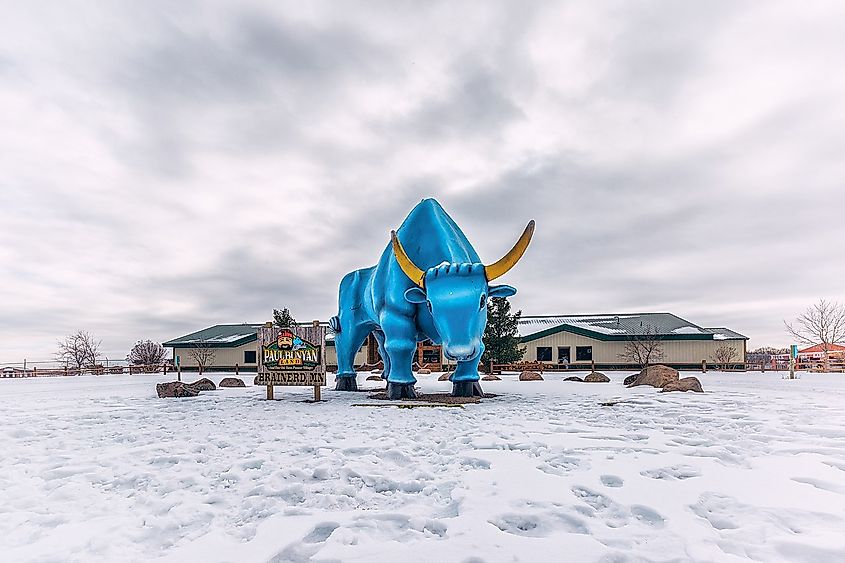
top-left (452, 380), bottom-right (484, 397)
top-left (386, 382), bottom-right (417, 399)
top-left (335, 375), bottom-right (358, 391)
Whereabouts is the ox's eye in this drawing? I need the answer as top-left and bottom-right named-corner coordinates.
top-left (480, 294), bottom-right (487, 309)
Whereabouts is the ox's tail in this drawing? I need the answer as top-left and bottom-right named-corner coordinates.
top-left (329, 315), bottom-right (341, 333)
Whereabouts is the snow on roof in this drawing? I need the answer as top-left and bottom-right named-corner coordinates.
top-left (518, 314), bottom-right (745, 340)
top-left (703, 328), bottom-right (749, 341)
top-left (672, 326), bottom-right (707, 335)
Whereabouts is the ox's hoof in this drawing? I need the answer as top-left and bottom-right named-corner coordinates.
top-left (451, 381), bottom-right (484, 397)
top-left (386, 382), bottom-right (417, 400)
top-left (335, 376), bottom-right (358, 391)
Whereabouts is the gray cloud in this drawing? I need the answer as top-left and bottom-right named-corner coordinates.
top-left (1, 0), bottom-right (844, 362)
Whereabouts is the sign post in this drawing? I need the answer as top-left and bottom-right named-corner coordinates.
top-left (255, 320), bottom-right (327, 401)
top-left (789, 344), bottom-right (798, 379)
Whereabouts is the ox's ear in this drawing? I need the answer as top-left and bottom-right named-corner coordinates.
top-left (404, 287), bottom-right (428, 304)
top-left (488, 284), bottom-right (517, 298)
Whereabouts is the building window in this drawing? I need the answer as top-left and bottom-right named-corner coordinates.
top-left (244, 350), bottom-right (257, 364)
top-left (557, 347), bottom-right (571, 363)
top-left (423, 348), bottom-right (441, 364)
top-left (536, 347), bottom-right (552, 362)
top-left (576, 346), bottom-right (592, 361)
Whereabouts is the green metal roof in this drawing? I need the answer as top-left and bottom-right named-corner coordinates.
top-left (163, 314), bottom-right (748, 349)
top-left (164, 322), bottom-right (339, 348)
top-left (163, 324), bottom-right (262, 348)
top-left (518, 313), bottom-right (747, 343)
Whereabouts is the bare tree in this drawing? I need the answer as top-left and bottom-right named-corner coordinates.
top-left (188, 341), bottom-right (216, 375)
top-left (128, 340), bottom-right (168, 366)
top-left (619, 325), bottom-right (665, 368)
top-left (785, 299), bottom-right (845, 372)
top-left (711, 344), bottom-right (739, 371)
top-left (56, 330), bottom-right (101, 371)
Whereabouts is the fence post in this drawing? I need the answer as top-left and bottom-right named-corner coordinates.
top-left (64, 366), bottom-right (68, 377)
top-left (33, 366), bottom-right (37, 378)
top-left (591, 360), bottom-right (596, 373)
top-left (701, 360), bottom-right (706, 373)
top-left (235, 363), bottom-right (239, 376)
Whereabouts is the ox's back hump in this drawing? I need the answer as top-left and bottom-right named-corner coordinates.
top-left (388, 199), bottom-right (480, 268)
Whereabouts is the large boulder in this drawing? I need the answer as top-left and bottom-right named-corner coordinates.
top-left (661, 377), bottom-right (704, 393)
top-left (623, 374), bottom-right (639, 386)
top-left (219, 377), bottom-right (245, 388)
top-left (584, 372), bottom-right (610, 383)
top-left (519, 371), bottom-right (544, 381)
top-left (564, 376), bottom-right (584, 382)
top-left (417, 368), bottom-right (432, 374)
top-left (627, 365), bottom-right (679, 388)
top-left (366, 375), bottom-right (383, 381)
top-left (482, 374), bottom-right (501, 381)
top-left (438, 373), bottom-right (451, 381)
top-left (186, 377), bottom-right (216, 392)
top-left (156, 382), bottom-right (199, 398)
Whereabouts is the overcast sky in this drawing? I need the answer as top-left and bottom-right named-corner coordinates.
top-left (2, 1), bottom-right (844, 363)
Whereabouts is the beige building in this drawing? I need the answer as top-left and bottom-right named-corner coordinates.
top-left (515, 314), bottom-right (746, 370)
top-left (164, 323), bottom-right (367, 372)
top-left (165, 313), bottom-right (747, 372)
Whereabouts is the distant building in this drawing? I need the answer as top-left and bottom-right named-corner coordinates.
top-left (771, 343), bottom-right (845, 371)
top-left (164, 312), bottom-right (747, 372)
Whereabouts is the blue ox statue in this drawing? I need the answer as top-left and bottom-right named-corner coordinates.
top-left (330, 199), bottom-right (534, 398)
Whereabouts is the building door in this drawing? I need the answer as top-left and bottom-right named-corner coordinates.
top-left (557, 346), bottom-right (570, 364)
top-left (366, 333), bottom-right (381, 365)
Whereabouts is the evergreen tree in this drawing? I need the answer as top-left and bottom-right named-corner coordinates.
top-left (273, 308), bottom-right (297, 328)
top-left (482, 297), bottom-right (525, 367)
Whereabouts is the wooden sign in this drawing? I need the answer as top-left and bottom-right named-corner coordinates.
top-left (256, 321), bottom-right (327, 401)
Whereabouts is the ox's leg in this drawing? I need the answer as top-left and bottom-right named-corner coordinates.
top-left (334, 322), bottom-right (370, 392)
top-left (451, 342), bottom-right (484, 397)
top-left (381, 313), bottom-right (418, 399)
top-left (373, 330), bottom-right (389, 382)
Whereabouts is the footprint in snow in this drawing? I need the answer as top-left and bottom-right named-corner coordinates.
top-left (268, 522), bottom-right (340, 562)
top-left (600, 475), bottom-right (623, 488)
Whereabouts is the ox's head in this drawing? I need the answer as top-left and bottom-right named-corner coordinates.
top-left (391, 221), bottom-right (535, 362)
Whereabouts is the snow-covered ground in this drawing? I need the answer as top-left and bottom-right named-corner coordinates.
top-left (1, 371), bottom-right (844, 562)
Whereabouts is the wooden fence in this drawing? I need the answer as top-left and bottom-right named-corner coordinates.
top-left (0, 364), bottom-right (172, 378)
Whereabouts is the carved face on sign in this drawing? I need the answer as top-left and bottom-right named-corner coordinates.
top-left (277, 329), bottom-right (294, 350)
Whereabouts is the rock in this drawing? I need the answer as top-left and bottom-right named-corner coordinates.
top-left (186, 377), bottom-right (216, 392)
top-left (519, 370), bottom-right (543, 381)
top-left (366, 375), bottom-right (383, 381)
top-left (417, 368), bottom-right (432, 374)
top-left (482, 374), bottom-right (501, 381)
top-left (627, 365), bottom-right (679, 388)
top-left (156, 382), bottom-right (199, 398)
top-left (563, 376), bottom-right (584, 382)
top-left (371, 368), bottom-right (382, 373)
top-left (584, 371), bottom-right (610, 383)
top-left (661, 377), bottom-right (704, 393)
top-left (623, 373), bottom-right (639, 386)
top-left (219, 377), bottom-right (245, 388)
top-left (438, 373), bottom-right (451, 381)
top-left (370, 370), bottom-right (382, 375)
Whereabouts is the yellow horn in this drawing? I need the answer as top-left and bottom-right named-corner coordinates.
top-left (391, 230), bottom-right (426, 287)
top-left (484, 220), bottom-right (535, 281)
